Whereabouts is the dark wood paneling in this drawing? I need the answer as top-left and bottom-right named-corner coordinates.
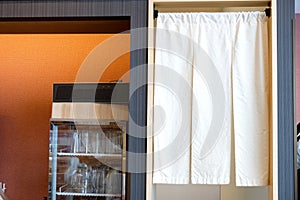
top-left (0, 1), bottom-right (147, 200)
top-left (0, 17), bottom-right (130, 34)
top-left (277, 0), bottom-right (296, 199)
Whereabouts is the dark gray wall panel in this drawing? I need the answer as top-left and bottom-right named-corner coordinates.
top-left (0, 1), bottom-right (147, 200)
top-left (127, 1), bottom-right (148, 200)
top-left (277, 0), bottom-right (296, 200)
top-left (0, 0), bottom-right (130, 17)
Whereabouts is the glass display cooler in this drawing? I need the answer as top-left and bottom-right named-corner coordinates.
top-left (49, 119), bottom-right (127, 200)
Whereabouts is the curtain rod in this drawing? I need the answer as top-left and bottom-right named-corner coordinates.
top-left (153, 2), bottom-right (271, 19)
top-left (154, 8), bottom-right (271, 18)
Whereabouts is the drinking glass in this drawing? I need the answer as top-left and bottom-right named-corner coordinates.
top-left (91, 165), bottom-right (108, 193)
top-left (70, 163), bottom-right (89, 193)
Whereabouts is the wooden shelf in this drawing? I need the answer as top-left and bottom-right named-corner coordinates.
top-left (154, 0), bottom-right (271, 9)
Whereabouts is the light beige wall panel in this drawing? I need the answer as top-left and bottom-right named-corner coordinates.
top-left (155, 185), bottom-right (220, 200)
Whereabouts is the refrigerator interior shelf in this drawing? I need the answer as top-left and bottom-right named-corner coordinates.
top-left (57, 152), bottom-right (122, 157)
top-left (56, 192), bottom-right (122, 197)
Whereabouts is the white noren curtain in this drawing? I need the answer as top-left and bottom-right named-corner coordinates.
top-left (153, 12), bottom-right (269, 186)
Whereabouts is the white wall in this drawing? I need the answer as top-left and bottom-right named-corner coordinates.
top-left (221, 183), bottom-right (268, 200)
top-left (296, 0), bottom-right (300, 13)
top-left (155, 185), bottom-right (220, 200)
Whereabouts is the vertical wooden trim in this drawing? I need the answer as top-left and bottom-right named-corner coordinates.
top-left (147, 0), bottom-right (155, 200)
top-left (277, 0), bottom-right (295, 199)
top-left (270, 1), bottom-right (278, 200)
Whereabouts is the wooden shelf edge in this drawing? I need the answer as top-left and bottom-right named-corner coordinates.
top-left (154, 0), bottom-right (271, 8)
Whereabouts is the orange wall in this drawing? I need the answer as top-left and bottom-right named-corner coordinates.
top-left (0, 34), bottom-right (130, 200)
